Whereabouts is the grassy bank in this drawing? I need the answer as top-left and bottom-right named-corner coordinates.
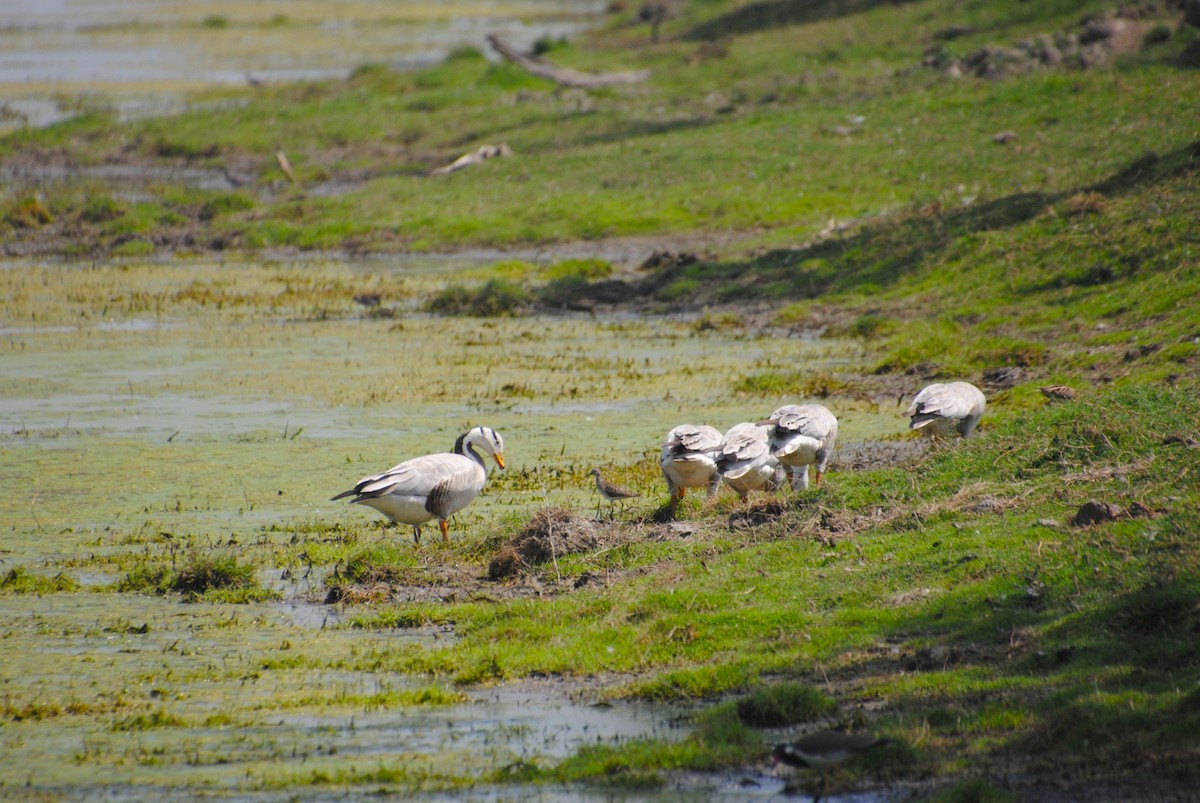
top-left (2, 0), bottom-right (1197, 257)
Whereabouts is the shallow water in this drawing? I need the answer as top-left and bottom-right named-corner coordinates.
top-left (0, 0), bottom-right (608, 128)
top-left (0, 256), bottom-right (906, 798)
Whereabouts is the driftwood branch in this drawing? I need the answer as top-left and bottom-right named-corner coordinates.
top-left (431, 143), bottom-right (512, 176)
top-left (275, 150), bottom-right (297, 183)
top-left (486, 34), bottom-right (650, 89)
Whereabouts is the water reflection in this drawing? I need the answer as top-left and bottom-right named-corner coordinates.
top-left (0, 0), bottom-right (609, 127)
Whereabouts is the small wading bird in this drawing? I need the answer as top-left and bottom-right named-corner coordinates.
top-left (715, 422), bottom-right (786, 499)
top-left (589, 467), bottom-right (640, 517)
top-left (905, 381), bottom-right (986, 439)
top-left (760, 404), bottom-right (839, 490)
top-left (1039, 384), bottom-right (1077, 402)
top-left (660, 424), bottom-right (723, 515)
top-left (331, 426), bottom-right (505, 543)
top-left (772, 730), bottom-right (892, 802)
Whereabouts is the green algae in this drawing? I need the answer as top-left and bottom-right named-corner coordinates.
top-left (0, 255), bottom-right (875, 797)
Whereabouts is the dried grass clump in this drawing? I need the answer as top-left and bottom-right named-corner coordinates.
top-left (489, 507), bottom-right (602, 579)
top-left (1061, 192), bottom-right (1108, 217)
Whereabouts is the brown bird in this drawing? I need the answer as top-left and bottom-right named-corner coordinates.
top-left (590, 468), bottom-right (640, 517)
top-left (772, 730), bottom-right (891, 802)
top-left (1039, 384), bottom-right (1077, 402)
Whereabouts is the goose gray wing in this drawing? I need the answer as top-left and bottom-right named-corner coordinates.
top-left (333, 453), bottom-right (477, 501)
top-left (665, 424), bottom-right (724, 455)
top-left (907, 383), bottom-right (983, 423)
top-left (719, 423), bottom-right (770, 462)
top-left (773, 405), bottom-right (837, 441)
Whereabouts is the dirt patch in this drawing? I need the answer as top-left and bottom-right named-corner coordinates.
top-left (489, 506), bottom-right (612, 579)
top-left (921, 7), bottom-right (1179, 79)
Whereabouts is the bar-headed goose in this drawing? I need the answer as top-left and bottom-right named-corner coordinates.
top-left (660, 424), bottom-right (723, 514)
top-left (716, 422), bottom-right (786, 499)
top-left (331, 426), bottom-right (505, 543)
top-left (905, 381), bottom-right (986, 438)
top-left (760, 404), bottom-right (839, 490)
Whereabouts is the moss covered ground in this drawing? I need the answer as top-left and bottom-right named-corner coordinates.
top-left (2, 0), bottom-right (1199, 799)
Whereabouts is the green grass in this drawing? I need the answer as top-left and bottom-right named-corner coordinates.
top-left (0, 566), bottom-right (79, 594)
top-left (2, 0), bottom-right (1200, 797)
top-left (345, 385), bottom-right (1200, 784)
top-left (3, 0), bottom-right (1196, 258)
top-left (117, 550), bottom-right (278, 603)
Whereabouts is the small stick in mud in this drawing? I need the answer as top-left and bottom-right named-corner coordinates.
top-left (275, 150), bottom-right (297, 183)
top-left (431, 144), bottom-right (512, 176)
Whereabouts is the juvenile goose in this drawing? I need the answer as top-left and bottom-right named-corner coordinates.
top-left (905, 381), bottom-right (986, 438)
top-left (716, 422), bottom-right (786, 499)
top-left (760, 404), bottom-right (839, 490)
top-left (660, 424), bottom-right (723, 514)
top-left (331, 426), bottom-right (505, 543)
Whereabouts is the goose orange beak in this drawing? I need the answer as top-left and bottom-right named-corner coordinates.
top-left (494, 452), bottom-right (506, 470)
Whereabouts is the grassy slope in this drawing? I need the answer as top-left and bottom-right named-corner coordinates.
top-left (2, 0), bottom-right (1197, 255)
top-left (4, 0), bottom-right (1200, 797)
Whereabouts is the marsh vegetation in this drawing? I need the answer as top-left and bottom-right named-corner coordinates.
top-left (3, 0), bottom-right (1200, 799)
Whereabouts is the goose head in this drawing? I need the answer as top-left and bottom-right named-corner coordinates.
top-left (455, 426), bottom-right (506, 471)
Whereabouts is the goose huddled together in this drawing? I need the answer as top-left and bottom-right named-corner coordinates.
top-left (904, 381), bottom-right (986, 439)
top-left (657, 381), bottom-right (985, 514)
top-left (658, 402), bottom-right (839, 513)
top-left (334, 381), bottom-right (987, 535)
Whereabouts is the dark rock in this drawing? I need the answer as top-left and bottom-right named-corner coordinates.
top-left (1038, 44), bottom-right (1064, 66)
top-left (1164, 434), bottom-right (1200, 448)
top-left (1185, 0), bottom-right (1200, 28)
top-left (639, 250), bottom-right (698, 270)
top-left (1181, 41), bottom-right (1200, 68)
top-left (1080, 18), bottom-right (1123, 45)
top-left (1072, 500), bottom-right (1123, 527)
top-left (933, 25), bottom-right (976, 41)
top-left (982, 365), bottom-right (1025, 388)
top-left (1128, 501), bottom-right (1160, 519)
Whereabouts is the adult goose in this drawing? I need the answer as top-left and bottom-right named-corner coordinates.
top-left (760, 404), bottom-right (839, 490)
top-left (716, 422), bottom-right (786, 499)
top-left (905, 381), bottom-right (986, 439)
top-left (331, 426), bottom-right (505, 543)
top-left (660, 424), bottom-right (723, 514)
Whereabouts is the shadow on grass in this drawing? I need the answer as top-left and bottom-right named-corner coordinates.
top-left (583, 139), bottom-right (1200, 308)
top-left (565, 115), bottom-right (719, 149)
top-left (685, 0), bottom-right (923, 42)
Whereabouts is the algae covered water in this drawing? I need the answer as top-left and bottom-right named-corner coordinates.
top-left (0, 256), bottom-right (899, 799)
top-left (0, 0), bottom-right (608, 127)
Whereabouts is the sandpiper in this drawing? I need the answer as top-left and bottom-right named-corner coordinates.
top-left (1039, 384), bottom-right (1077, 402)
top-left (590, 468), bottom-right (640, 517)
top-left (772, 730), bottom-right (891, 802)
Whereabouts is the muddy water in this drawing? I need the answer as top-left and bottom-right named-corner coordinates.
top-left (0, 256), bottom-right (902, 799)
top-left (0, 0), bottom-right (608, 127)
